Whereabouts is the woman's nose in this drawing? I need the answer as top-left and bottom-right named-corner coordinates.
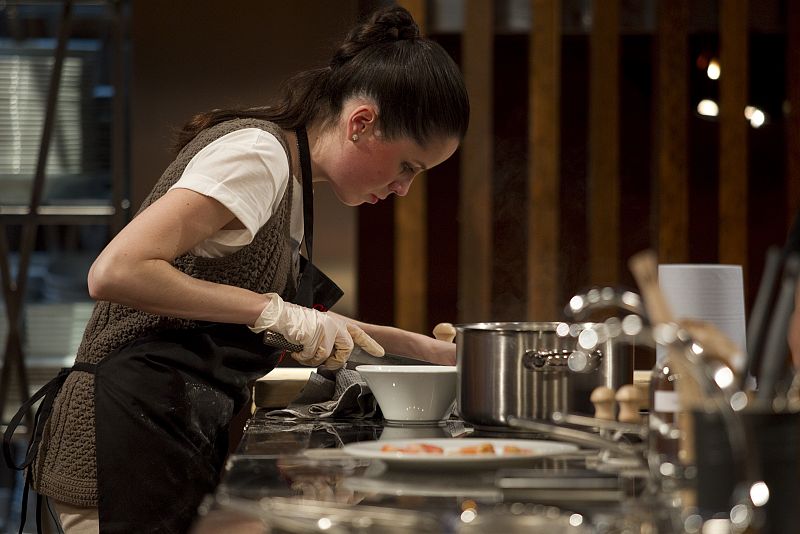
top-left (389, 178), bottom-right (413, 197)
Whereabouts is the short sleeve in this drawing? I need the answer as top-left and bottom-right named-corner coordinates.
top-left (169, 128), bottom-right (290, 242)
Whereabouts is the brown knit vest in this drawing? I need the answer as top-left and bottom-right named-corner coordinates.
top-left (32, 119), bottom-right (298, 506)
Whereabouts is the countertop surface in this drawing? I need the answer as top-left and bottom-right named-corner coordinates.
top-left (191, 410), bottom-right (674, 533)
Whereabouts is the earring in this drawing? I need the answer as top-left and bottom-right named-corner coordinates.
top-left (351, 133), bottom-right (359, 142)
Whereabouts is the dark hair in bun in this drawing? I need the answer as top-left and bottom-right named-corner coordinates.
top-left (330, 5), bottom-right (420, 68)
top-left (176, 6), bottom-right (469, 151)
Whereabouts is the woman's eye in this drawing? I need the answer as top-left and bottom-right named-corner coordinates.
top-left (401, 163), bottom-right (414, 174)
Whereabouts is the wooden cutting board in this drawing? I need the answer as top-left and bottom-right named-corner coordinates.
top-left (252, 368), bottom-right (315, 410)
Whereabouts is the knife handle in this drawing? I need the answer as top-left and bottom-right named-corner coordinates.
top-left (262, 331), bottom-right (304, 353)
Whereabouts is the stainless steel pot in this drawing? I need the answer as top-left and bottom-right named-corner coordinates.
top-left (455, 322), bottom-right (632, 428)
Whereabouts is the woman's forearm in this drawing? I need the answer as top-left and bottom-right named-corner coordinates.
top-left (89, 255), bottom-right (267, 325)
top-left (328, 312), bottom-right (456, 364)
top-left (85, 188), bottom-right (271, 326)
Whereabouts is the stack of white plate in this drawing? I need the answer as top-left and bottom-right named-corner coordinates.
top-left (0, 43), bottom-right (89, 203)
top-left (657, 264), bottom-right (747, 370)
top-left (25, 301), bottom-right (93, 358)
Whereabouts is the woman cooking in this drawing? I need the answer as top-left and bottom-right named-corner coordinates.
top-left (4, 5), bottom-right (469, 533)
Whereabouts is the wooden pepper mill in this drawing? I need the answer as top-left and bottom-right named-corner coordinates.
top-left (590, 386), bottom-right (616, 420)
top-left (616, 384), bottom-right (644, 424)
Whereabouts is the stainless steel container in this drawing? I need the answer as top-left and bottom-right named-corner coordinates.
top-left (455, 322), bottom-right (632, 428)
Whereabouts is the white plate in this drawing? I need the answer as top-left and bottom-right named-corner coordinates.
top-left (342, 438), bottom-right (579, 470)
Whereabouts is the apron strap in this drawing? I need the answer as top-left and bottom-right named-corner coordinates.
top-left (3, 362), bottom-right (96, 470)
top-left (296, 126), bottom-right (314, 266)
top-left (2, 361), bottom-right (96, 534)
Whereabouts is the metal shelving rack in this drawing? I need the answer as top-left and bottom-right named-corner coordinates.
top-left (0, 0), bottom-right (129, 428)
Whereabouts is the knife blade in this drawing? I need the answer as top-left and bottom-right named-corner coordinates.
top-left (346, 346), bottom-right (433, 369)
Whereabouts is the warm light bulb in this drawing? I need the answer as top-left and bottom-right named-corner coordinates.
top-left (707, 58), bottom-right (721, 80)
top-left (697, 99), bottom-right (719, 117)
top-left (750, 109), bottom-right (766, 128)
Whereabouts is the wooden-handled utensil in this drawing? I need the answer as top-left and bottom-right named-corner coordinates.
top-left (628, 250), bottom-right (673, 324)
top-left (433, 322), bottom-right (456, 343)
top-left (628, 250), bottom-right (710, 464)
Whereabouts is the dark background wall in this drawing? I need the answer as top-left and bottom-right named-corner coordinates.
top-left (129, 1), bottom-right (361, 206)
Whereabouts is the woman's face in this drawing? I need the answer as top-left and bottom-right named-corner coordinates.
top-left (311, 103), bottom-right (460, 206)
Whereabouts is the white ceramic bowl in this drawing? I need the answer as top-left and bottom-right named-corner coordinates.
top-left (356, 365), bottom-right (457, 424)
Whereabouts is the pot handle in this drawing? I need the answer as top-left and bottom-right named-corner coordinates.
top-left (521, 349), bottom-right (576, 370)
top-left (566, 349), bottom-right (603, 373)
top-left (522, 349), bottom-right (549, 370)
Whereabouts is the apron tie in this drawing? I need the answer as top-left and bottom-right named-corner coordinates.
top-left (2, 361), bottom-right (96, 534)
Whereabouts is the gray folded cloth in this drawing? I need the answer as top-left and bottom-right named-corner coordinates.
top-left (265, 368), bottom-right (379, 419)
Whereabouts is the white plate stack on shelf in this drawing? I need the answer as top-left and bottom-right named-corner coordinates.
top-left (0, 46), bottom-right (89, 204)
top-left (657, 264), bottom-right (747, 371)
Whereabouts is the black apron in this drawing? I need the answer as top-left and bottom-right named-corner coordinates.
top-left (3, 126), bottom-right (343, 534)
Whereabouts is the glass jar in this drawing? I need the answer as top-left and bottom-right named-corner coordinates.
top-left (648, 358), bottom-right (682, 485)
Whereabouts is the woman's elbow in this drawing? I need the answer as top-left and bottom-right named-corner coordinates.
top-left (87, 254), bottom-right (126, 301)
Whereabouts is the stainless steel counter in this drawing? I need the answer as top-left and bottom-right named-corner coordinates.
top-left (191, 411), bottom-right (678, 533)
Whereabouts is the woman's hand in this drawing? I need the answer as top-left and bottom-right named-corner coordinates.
top-left (250, 294), bottom-right (384, 369)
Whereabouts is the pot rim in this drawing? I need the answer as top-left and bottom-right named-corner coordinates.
top-left (455, 321), bottom-right (594, 333)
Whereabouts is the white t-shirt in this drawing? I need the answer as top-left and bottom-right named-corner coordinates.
top-left (169, 128), bottom-right (304, 258)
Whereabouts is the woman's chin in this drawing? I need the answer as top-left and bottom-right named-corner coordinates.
top-left (342, 193), bottom-right (373, 207)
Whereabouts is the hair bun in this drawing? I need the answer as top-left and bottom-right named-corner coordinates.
top-left (331, 6), bottom-right (420, 68)
top-left (372, 6), bottom-right (419, 40)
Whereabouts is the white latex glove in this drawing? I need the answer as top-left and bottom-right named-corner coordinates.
top-left (250, 293), bottom-right (384, 369)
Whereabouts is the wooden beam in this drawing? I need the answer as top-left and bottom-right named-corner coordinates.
top-left (394, 0), bottom-right (428, 333)
top-left (459, 0), bottom-right (494, 322)
top-left (588, 0), bottom-right (620, 285)
top-left (656, 0), bottom-right (689, 263)
top-left (527, 0), bottom-right (561, 320)
top-left (718, 0), bottom-right (748, 269)
top-left (787, 0), bottom-right (800, 226)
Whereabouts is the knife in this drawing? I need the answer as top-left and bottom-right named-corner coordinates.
top-left (346, 346), bottom-right (433, 369)
top-left (261, 331), bottom-right (433, 369)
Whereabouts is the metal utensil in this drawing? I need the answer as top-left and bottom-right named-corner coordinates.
top-left (505, 415), bottom-right (642, 458)
top-left (745, 246), bottom-right (783, 388)
top-left (756, 253), bottom-right (800, 403)
top-left (346, 347), bottom-right (433, 369)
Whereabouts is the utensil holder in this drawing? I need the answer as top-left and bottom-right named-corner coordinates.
top-left (692, 408), bottom-right (800, 533)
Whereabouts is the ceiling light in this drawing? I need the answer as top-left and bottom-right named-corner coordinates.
top-left (697, 99), bottom-right (719, 117)
top-left (707, 58), bottom-right (721, 80)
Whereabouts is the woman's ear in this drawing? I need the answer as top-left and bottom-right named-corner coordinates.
top-left (347, 105), bottom-right (378, 141)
